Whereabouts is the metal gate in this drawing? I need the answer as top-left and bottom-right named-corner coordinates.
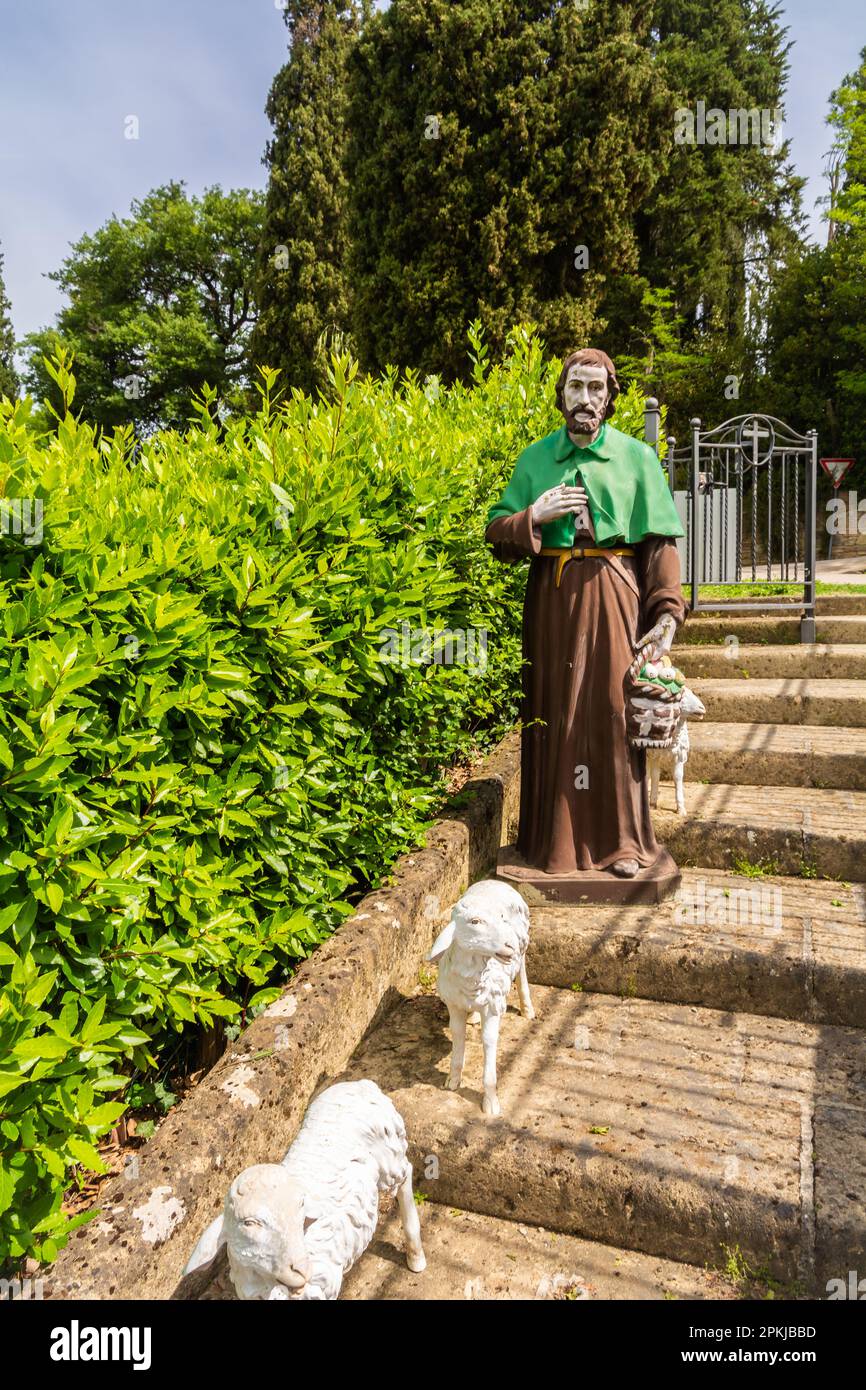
top-left (644, 402), bottom-right (818, 643)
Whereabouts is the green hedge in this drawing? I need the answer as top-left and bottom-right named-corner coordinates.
top-left (0, 325), bottom-right (654, 1264)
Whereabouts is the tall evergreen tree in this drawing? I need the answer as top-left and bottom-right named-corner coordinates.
top-left (251, 1), bottom-right (364, 395)
top-left (0, 246), bottom-right (18, 401)
top-left (606, 0), bottom-right (804, 432)
top-left (345, 0), bottom-right (671, 381)
top-left (766, 48), bottom-right (866, 482)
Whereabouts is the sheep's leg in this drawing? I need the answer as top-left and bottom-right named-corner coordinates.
top-left (480, 1010), bottom-right (502, 1117)
top-left (396, 1168), bottom-right (426, 1273)
top-left (674, 756), bottom-right (686, 815)
top-left (516, 959), bottom-right (535, 1020)
top-left (445, 1007), bottom-right (466, 1091)
top-left (649, 757), bottom-right (660, 808)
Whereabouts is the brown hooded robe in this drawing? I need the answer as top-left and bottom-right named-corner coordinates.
top-left (485, 506), bottom-right (686, 874)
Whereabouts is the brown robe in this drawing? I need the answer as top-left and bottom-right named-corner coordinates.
top-left (485, 506), bottom-right (686, 874)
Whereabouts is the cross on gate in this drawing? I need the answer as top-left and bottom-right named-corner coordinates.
top-left (741, 419), bottom-right (769, 448)
top-left (737, 415), bottom-right (775, 467)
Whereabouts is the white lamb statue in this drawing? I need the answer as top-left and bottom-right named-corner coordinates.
top-left (428, 878), bottom-right (534, 1117)
top-left (184, 1080), bottom-right (426, 1299)
top-left (647, 685), bottom-right (706, 815)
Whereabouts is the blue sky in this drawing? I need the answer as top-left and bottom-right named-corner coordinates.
top-left (0, 1), bottom-right (863, 350)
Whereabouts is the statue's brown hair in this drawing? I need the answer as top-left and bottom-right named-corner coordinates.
top-left (555, 348), bottom-right (620, 421)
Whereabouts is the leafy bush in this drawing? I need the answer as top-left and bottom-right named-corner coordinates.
top-left (0, 325), bottom-right (655, 1264)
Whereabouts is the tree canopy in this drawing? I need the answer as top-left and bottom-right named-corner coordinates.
top-left (22, 182), bottom-right (263, 432)
top-left (344, 0), bottom-right (669, 381)
top-left (765, 46), bottom-right (866, 483)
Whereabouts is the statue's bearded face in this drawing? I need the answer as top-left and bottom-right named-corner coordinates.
top-left (562, 364), bottom-right (609, 440)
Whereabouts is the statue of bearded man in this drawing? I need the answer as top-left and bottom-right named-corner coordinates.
top-left (485, 348), bottom-right (687, 899)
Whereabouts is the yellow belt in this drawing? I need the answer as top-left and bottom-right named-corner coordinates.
top-left (540, 546), bottom-right (635, 588)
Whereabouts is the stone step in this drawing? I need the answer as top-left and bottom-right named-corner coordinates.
top-left (685, 593), bottom-right (866, 616)
top-left (341, 1203), bottom-right (735, 1301)
top-left (686, 721), bottom-right (866, 790)
top-left (677, 615), bottom-right (866, 645)
top-left (651, 781), bottom-right (866, 882)
top-left (677, 644), bottom-right (866, 680)
top-left (815, 594), bottom-right (866, 616)
top-left (690, 678), bottom-right (866, 727)
top-left (344, 987), bottom-right (866, 1288)
top-left (527, 868), bottom-right (866, 1028)
top-left (199, 1196), bottom-right (740, 1301)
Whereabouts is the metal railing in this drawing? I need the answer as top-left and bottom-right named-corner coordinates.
top-left (643, 400), bottom-right (818, 643)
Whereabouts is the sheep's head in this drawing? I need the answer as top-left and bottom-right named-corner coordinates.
top-left (451, 880), bottom-right (530, 962)
top-left (681, 687), bottom-right (706, 719)
top-left (224, 1165), bottom-right (313, 1300)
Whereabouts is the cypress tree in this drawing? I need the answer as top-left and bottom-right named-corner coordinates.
top-left (251, 1), bottom-right (365, 395)
top-left (607, 0), bottom-right (804, 429)
top-left (0, 246), bottom-right (18, 401)
top-left (345, 0), bottom-right (670, 381)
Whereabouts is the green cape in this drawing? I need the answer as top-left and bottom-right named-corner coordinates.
top-left (486, 422), bottom-right (685, 549)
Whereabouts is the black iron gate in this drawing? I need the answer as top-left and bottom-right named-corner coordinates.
top-left (644, 402), bottom-right (818, 643)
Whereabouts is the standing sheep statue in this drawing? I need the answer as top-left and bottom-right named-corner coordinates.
top-left (428, 879), bottom-right (534, 1117)
top-left (646, 684), bottom-right (707, 816)
top-left (184, 1079), bottom-right (426, 1299)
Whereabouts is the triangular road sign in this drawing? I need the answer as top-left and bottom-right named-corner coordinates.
top-left (820, 457), bottom-right (855, 489)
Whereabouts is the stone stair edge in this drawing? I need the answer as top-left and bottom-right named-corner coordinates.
top-left (524, 869), bottom-right (866, 1029)
top-left (344, 985), bottom-right (866, 1292)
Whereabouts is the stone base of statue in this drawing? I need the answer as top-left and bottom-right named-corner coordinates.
top-left (495, 844), bottom-right (680, 906)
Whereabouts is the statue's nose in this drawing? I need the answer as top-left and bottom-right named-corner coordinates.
top-left (277, 1262), bottom-right (310, 1289)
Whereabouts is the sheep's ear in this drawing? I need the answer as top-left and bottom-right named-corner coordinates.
top-left (510, 896), bottom-right (530, 932)
top-left (427, 921), bottom-right (455, 963)
top-left (184, 1213), bottom-right (226, 1275)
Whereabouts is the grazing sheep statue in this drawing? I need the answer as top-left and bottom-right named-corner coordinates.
top-left (647, 685), bottom-right (706, 815)
top-left (183, 1080), bottom-right (426, 1299)
top-left (428, 878), bottom-right (534, 1117)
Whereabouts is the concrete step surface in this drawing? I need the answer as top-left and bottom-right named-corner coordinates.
top-left (811, 594), bottom-right (866, 616)
top-left (676, 644), bottom-right (866, 680)
top-left (686, 720), bottom-right (866, 790)
top-left (690, 678), bottom-right (866, 727)
top-left (343, 1204), bottom-right (739, 1301)
top-left (527, 868), bottom-right (866, 1028)
top-left (677, 615), bottom-right (866, 645)
top-left (198, 1200), bottom-right (740, 1301)
top-left (344, 987), bottom-right (866, 1289)
top-left (683, 592), bottom-right (866, 616)
top-left (651, 781), bottom-right (866, 882)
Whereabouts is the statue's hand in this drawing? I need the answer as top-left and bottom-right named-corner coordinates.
top-left (633, 612), bottom-right (677, 665)
top-left (530, 484), bottom-right (588, 526)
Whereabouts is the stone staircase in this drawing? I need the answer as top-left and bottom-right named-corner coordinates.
top-left (338, 593), bottom-right (866, 1300)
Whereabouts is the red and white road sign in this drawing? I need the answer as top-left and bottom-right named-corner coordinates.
top-left (820, 458), bottom-right (855, 489)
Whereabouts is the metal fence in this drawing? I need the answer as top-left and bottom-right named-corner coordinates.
top-left (644, 401), bottom-right (818, 643)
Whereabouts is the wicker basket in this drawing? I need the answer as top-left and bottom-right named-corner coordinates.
top-left (625, 654), bottom-right (685, 750)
